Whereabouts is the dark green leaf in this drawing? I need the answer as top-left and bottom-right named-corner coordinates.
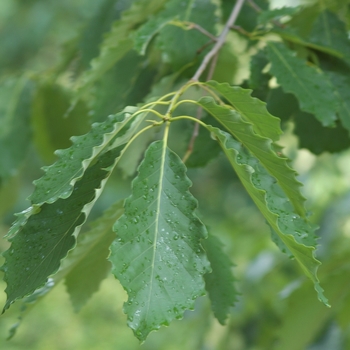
top-left (203, 234), bottom-right (237, 325)
top-left (266, 87), bottom-right (299, 122)
top-left (248, 50), bottom-right (270, 91)
top-left (31, 82), bottom-right (90, 163)
top-left (294, 111), bottom-right (350, 154)
top-left (109, 140), bottom-right (210, 341)
top-left (266, 42), bottom-right (338, 126)
top-left (2, 147), bottom-right (123, 310)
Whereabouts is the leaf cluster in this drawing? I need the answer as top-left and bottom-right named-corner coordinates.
top-left (1, 0), bottom-right (350, 345)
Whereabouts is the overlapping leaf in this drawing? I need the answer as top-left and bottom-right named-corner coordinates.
top-left (0, 76), bottom-right (34, 180)
top-left (76, 0), bottom-right (166, 98)
top-left (63, 201), bottom-right (124, 311)
top-left (31, 82), bottom-right (90, 162)
top-left (2, 147), bottom-right (123, 310)
top-left (29, 107), bottom-right (140, 206)
top-left (309, 10), bottom-right (350, 65)
top-left (197, 94), bottom-right (306, 217)
top-left (266, 42), bottom-right (337, 126)
top-left (109, 140), bottom-right (211, 341)
top-left (204, 81), bottom-right (281, 141)
top-left (207, 126), bottom-right (328, 305)
top-left (202, 234), bottom-right (237, 325)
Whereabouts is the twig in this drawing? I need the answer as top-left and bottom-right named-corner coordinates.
top-left (183, 52), bottom-right (219, 163)
top-left (191, 0), bottom-right (246, 81)
top-left (247, 0), bottom-right (262, 12)
top-left (184, 21), bottom-right (218, 41)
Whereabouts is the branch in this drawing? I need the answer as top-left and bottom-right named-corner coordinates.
top-left (191, 0), bottom-right (246, 81)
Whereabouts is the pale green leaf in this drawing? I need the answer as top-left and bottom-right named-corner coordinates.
top-left (109, 140), bottom-right (211, 341)
top-left (202, 234), bottom-right (237, 325)
top-left (63, 201), bottom-right (124, 312)
top-left (76, 0), bottom-right (166, 99)
top-left (258, 7), bottom-right (300, 25)
top-left (0, 76), bottom-right (34, 180)
top-left (266, 42), bottom-right (337, 126)
top-left (197, 95), bottom-right (306, 218)
top-left (204, 81), bottom-right (281, 141)
top-left (2, 147), bottom-right (123, 310)
top-left (207, 126), bottom-right (328, 306)
top-left (29, 107), bottom-right (140, 206)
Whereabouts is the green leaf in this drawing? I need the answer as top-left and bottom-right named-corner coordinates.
top-left (197, 94), bottom-right (306, 218)
top-left (134, 16), bottom-right (174, 55)
top-left (258, 7), bottom-right (300, 25)
top-left (248, 50), bottom-right (270, 91)
top-left (266, 87), bottom-right (299, 122)
top-left (0, 76), bottom-right (34, 180)
top-left (309, 10), bottom-right (350, 65)
top-left (29, 107), bottom-right (140, 206)
top-left (109, 140), bottom-right (211, 341)
top-left (323, 68), bottom-right (350, 133)
top-left (204, 81), bottom-right (281, 141)
top-left (2, 147), bottom-right (123, 310)
top-left (207, 126), bottom-right (328, 305)
top-left (76, 0), bottom-right (166, 99)
top-left (78, 0), bottom-right (130, 69)
top-left (294, 111), bottom-right (350, 155)
top-left (265, 42), bottom-right (337, 126)
top-left (202, 233), bottom-right (237, 325)
top-left (31, 82), bottom-right (90, 163)
top-left (156, 0), bottom-right (217, 70)
top-left (63, 201), bottom-right (124, 312)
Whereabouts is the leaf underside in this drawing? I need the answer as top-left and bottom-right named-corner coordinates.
top-left (2, 147), bottom-right (122, 310)
top-left (207, 126), bottom-right (328, 306)
top-left (197, 89), bottom-right (306, 218)
top-left (109, 140), bottom-right (210, 341)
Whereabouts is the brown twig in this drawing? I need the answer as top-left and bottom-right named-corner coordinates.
top-left (184, 21), bottom-right (218, 42)
top-left (191, 0), bottom-right (246, 82)
top-left (182, 52), bottom-right (219, 163)
top-left (247, 0), bottom-right (262, 13)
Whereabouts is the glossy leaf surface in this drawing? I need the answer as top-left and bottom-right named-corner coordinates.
top-left (110, 140), bottom-right (210, 341)
top-left (2, 147), bottom-right (122, 310)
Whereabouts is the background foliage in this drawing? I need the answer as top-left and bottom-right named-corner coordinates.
top-left (2, 0), bottom-right (350, 349)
